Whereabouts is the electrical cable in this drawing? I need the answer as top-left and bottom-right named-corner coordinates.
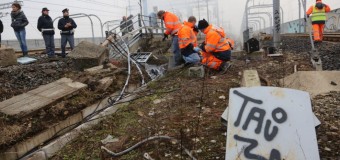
top-left (101, 136), bottom-right (197, 160)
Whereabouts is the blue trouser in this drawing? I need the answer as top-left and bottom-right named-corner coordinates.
top-left (172, 35), bottom-right (182, 66)
top-left (43, 34), bottom-right (55, 56)
top-left (183, 53), bottom-right (201, 64)
top-left (213, 50), bottom-right (232, 61)
top-left (61, 34), bottom-right (75, 55)
top-left (14, 28), bottom-right (28, 54)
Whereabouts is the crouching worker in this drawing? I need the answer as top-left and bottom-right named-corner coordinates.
top-left (197, 19), bottom-right (232, 72)
top-left (178, 16), bottom-right (200, 65)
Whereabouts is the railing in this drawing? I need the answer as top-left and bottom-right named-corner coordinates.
top-left (106, 14), bottom-right (166, 58)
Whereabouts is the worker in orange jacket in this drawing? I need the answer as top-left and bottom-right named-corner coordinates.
top-left (157, 10), bottom-right (183, 66)
top-left (198, 19), bottom-right (231, 72)
top-left (178, 16), bottom-right (201, 64)
top-left (306, 0), bottom-right (331, 42)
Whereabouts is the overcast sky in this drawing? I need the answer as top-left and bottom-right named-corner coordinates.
top-left (1, 0), bottom-right (340, 40)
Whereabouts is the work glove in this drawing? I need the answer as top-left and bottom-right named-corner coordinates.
top-left (162, 33), bottom-right (169, 41)
top-left (193, 25), bottom-right (199, 33)
top-left (193, 47), bottom-right (201, 52)
top-left (199, 42), bottom-right (206, 52)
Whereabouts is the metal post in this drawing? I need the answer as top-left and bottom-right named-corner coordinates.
top-left (138, 14), bottom-right (142, 34)
top-left (249, 20), bottom-right (261, 31)
top-left (216, 0), bottom-right (220, 26)
top-left (249, 17), bottom-right (266, 31)
top-left (206, 0), bottom-right (210, 22)
top-left (298, 0), bottom-right (301, 33)
top-left (245, 0), bottom-right (251, 41)
top-left (197, 0), bottom-right (201, 20)
top-left (273, 0), bottom-right (281, 49)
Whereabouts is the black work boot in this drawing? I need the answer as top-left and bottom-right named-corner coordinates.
top-left (23, 52), bottom-right (28, 57)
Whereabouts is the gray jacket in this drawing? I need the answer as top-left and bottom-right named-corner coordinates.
top-left (11, 10), bottom-right (29, 31)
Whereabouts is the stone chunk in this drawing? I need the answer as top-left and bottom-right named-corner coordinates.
top-left (68, 41), bottom-right (109, 71)
top-left (241, 70), bottom-right (261, 87)
top-left (188, 66), bottom-right (205, 78)
top-left (0, 48), bottom-right (17, 67)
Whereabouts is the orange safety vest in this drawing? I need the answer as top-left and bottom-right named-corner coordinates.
top-left (178, 21), bottom-right (197, 49)
top-left (163, 12), bottom-right (182, 35)
top-left (203, 25), bottom-right (231, 53)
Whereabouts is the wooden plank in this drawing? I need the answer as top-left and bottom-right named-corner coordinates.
top-left (0, 78), bottom-right (87, 117)
top-left (1, 96), bottom-right (52, 116)
top-left (0, 93), bottom-right (34, 110)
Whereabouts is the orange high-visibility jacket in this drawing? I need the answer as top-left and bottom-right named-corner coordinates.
top-left (203, 25), bottom-right (231, 53)
top-left (178, 21), bottom-right (197, 49)
top-left (226, 38), bottom-right (235, 50)
top-left (163, 12), bottom-right (182, 35)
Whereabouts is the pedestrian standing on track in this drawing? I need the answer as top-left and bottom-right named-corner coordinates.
top-left (38, 7), bottom-right (55, 58)
top-left (0, 19), bottom-right (3, 48)
top-left (58, 8), bottom-right (77, 58)
top-left (11, 2), bottom-right (29, 57)
top-left (306, 0), bottom-right (331, 43)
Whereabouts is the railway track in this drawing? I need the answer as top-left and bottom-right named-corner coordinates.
top-left (282, 32), bottom-right (340, 42)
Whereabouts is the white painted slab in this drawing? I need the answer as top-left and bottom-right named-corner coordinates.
top-left (226, 87), bottom-right (320, 160)
top-left (17, 57), bottom-right (37, 64)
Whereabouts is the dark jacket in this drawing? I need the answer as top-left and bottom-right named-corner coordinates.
top-left (37, 14), bottom-right (55, 35)
top-left (58, 16), bottom-right (77, 35)
top-left (0, 19), bottom-right (3, 34)
top-left (127, 15), bottom-right (134, 31)
top-left (11, 10), bottom-right (29, 32)
top-left (120, 20), bottom-right (128, 32)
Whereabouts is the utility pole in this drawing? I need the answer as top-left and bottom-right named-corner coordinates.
top-left (197, 0), bottom-right (201, 20)
top-left (206, 0), bottom-right (209, 22)
top-left (298, 0), bottom-right (301, 33)
top-left (273, 0), bottom-right (281, 49)
top-left (128, 0), bottom-right (131, 15)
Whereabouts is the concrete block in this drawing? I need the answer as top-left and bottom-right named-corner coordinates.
top-left (25, 151), bottom-right (46, 160)
top-left (0, 147), bottom-right (17, 160)
top-left (96, 77), bottom-right (113, 91)
top-left (247, 50), bottom-right (265, 60)
top-left (84, 65), bottom-right (111, 75)
top-left (68, 41), bottom-right (109, 71)
top-left (188, 66), bottom-right (205, 78)
top-left (241, 70), bottom-right (261, 87)
top-left (0, 48), bottom-right (17, 67)
top-left (231, 50), bottom-right (246, 59)
top-left (13, 128), bottom-right (56, 159)
top-left (42, 131), bottom-right (80, 158)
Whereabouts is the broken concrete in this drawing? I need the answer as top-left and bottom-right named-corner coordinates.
top-left (241, 70), bottom-right (261, 87)
top-left (281, 71), bottom-right (340, 97)
top-left (84, 65), bottom-right (111, 75)
top-left (68, 41), bottom-right (109, 71)
top-left (188, 66), bottom-right (205, 78)
top-left (0, 48), bottom-right (17, 67)
top-left (96, 77), bottom-right (113, 91)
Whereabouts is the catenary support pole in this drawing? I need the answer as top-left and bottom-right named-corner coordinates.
top-left (273, 0), bottom-right (281, 49)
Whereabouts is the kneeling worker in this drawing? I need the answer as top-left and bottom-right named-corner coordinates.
top-left (198, 19), bottom-right (232, 72)
top-left (178, 16), bottom-right (200, 64)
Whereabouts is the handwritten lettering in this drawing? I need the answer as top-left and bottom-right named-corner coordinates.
top-left (232, 90), bottom-right (287, 159)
